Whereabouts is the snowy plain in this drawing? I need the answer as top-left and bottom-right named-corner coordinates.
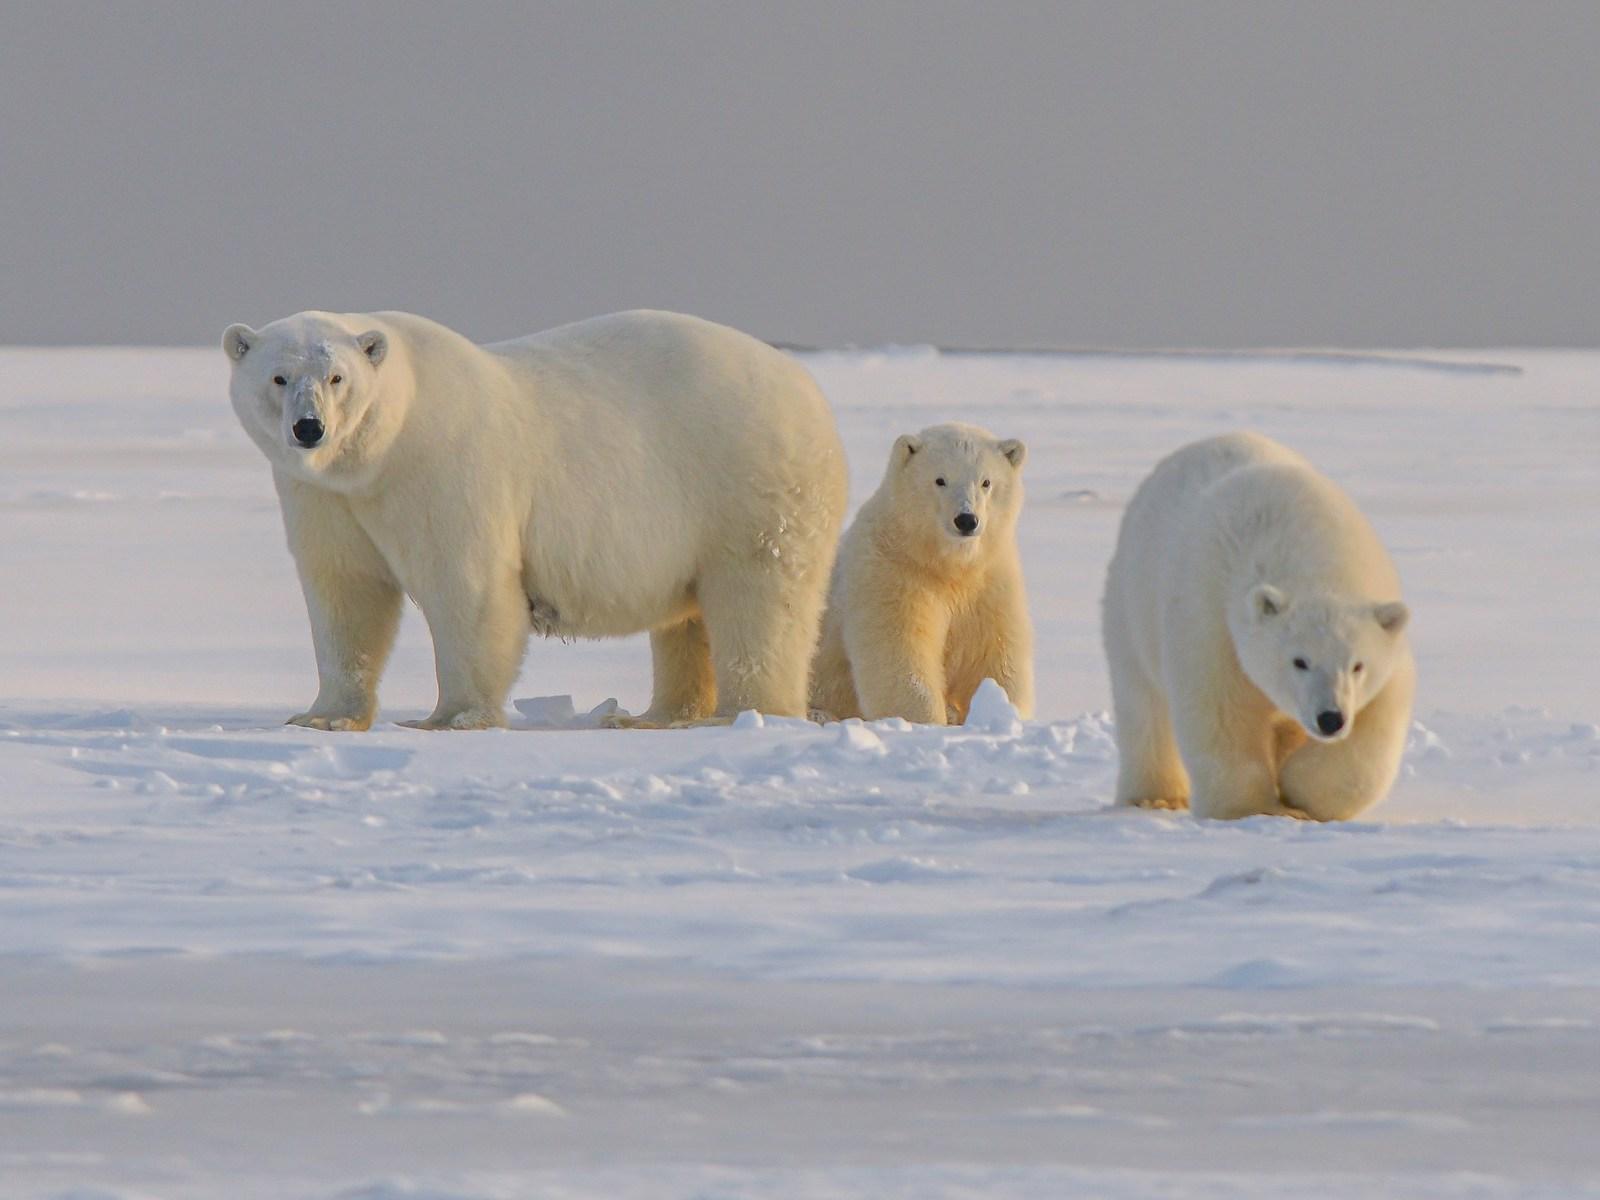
top-left (1, 344), bottom-right (1598, 1198)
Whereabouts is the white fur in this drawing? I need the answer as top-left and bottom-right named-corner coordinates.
top-left (224, 309), bottom-right (848, 730)
top-left (1102, 432), bottom-right (1414, 820)
top-left (810, 423), bottom-right (1033, 724)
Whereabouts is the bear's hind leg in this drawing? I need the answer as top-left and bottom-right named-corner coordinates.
top-left (1110, 666), bottom-right (1189, 810)
top-left (618, 617), bottom-right (717, 727)
top-left (698, 563), bottom-right (825, 720)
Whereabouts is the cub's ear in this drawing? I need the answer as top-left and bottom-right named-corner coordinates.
top-left (222, 324), bottom-right (255, 362)
top-left (1248, 583), bottom-right (1288, 620)
top-left (998, 438), bottom-right (1027, 468)
top-left (892, 433), bottom-right (922, 463)
top-left (1374, 600), bottom-right (1410, 634)
top-left (356, 330), bottom-right (388, 366)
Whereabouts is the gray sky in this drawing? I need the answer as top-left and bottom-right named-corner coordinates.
top-left (4, 2), bottom-right (1599, 348)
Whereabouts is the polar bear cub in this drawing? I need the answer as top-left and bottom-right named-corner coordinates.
top-left (1102, 432), bottom-right (1414, 820)
top-left (810, 423), bottom-right (1033, 724)
top-left (223, 309), bottom-right (848, 730)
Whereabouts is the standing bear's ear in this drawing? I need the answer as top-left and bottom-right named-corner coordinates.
top-left (998, 438), bottom-right (1027, 468)
top-left (893, 433), bottom-right (922, 463)
top-left (356, 330), bottom-right (388, 366)
top-left (1248, 583), bottom-right (1288, 620)
top-left (1373, 601), bottom-right (1410, 634)
top-left (222, 324), bottom-right (255, 361)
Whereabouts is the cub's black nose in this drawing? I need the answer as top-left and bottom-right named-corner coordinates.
top-left (954, 512), bottom-right (978, 535)
top-left (1316, 710), bottom-right (1345, 736)
top-left (292, 417), bottom-right (325, 447)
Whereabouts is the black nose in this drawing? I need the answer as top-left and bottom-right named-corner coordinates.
top-left (954, 512), bottom-right (978, 535)
top-left (292, 417), bottom-right (325, 447)
top-left (1316, 710), bottom-right (1345, 736)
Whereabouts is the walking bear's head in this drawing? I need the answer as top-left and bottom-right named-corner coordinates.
top-left (1231, 585), bottom-right (1410, 741)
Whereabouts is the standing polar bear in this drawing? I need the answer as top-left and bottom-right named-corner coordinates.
top-left (223, 309), bottom-right (848, 730)
top-left (1102, 432), bottom-right (1413, 820)
top-left (810, 423), bottom-right (1033, 724)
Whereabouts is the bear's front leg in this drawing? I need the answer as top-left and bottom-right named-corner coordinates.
top-left (1182, 749), bottom-right (1286, 820)
top-left (404, 567), bottom-right (531, 731)
top-left (1167, 650), bottom-right (1290, 819)
top-left (843, 592), bottom-right (952, 725)
top-left (1109, 669), bottom-right (1189, 810)
top-left (290, 574), bottom-right (403, 731)
top-left (1279, 659), bottom-right (1414, 821)
top-left (278, 477), bottom-right (403, 732)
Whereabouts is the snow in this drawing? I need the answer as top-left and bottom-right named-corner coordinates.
top-left (2, 345), bottom-right (1598, 1196)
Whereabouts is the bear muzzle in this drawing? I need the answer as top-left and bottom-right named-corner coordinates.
top-left (292, 416), bottom-right (325, 448)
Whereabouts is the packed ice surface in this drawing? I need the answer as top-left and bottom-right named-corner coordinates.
top-left (1, 346), bottom-right (1598, 1197)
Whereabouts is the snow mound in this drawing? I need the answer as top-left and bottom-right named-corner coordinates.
top-left (964, 678), bottom-right (1024, 735)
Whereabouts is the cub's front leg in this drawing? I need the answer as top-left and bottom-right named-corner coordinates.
top-left (277, 475), bottom-right (402, 732)
top-left (843, 589), bottom-right (952, 725)
top-left (961, 568), bottom-right (1035, 720)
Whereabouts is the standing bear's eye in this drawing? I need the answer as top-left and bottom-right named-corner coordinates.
top-left (1293, 657), bottom-right (1309, 670)
top-left (935, 477), bottom-right (946, 487)
top-left (1353, 662), bottom-right (1364, 674)
top-left (982, 479), bottom-right (991, 490)
top-left (272, 375), bottom-right (287, 386)
top-left (330, 374), bottom-right (342, 385)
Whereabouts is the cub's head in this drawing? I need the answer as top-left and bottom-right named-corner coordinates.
top-left (1230, 585), bottom-right (1410, 741)
top-left (222, 313), bottom-right (400, 486)
top-left (886, 423), bottom-right (1026, 556)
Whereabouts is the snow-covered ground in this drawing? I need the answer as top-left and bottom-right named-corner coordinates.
top-left (2, 345), bottom-right (1598, 1197)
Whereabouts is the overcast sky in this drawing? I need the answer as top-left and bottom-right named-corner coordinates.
top-left (3, 2), bottom-right (1599, 348)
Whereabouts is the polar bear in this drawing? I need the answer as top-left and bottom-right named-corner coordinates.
top-left (1102, 432), bottom-right (1414, 820)
top-left (810, 423), bottom-right (1033, 724)
top-left (222, 309), bottom-right (848, 730)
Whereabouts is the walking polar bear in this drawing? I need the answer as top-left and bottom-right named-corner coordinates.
top-left (810, 423), bottom-right (1033, 724)
top-left (223, 309), bottom-right (848, 730)
top-left (1103, 432), bottom-right (1413, 820)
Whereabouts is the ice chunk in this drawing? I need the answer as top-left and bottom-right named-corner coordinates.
top-left (513, 695), bottom-right (576, 726)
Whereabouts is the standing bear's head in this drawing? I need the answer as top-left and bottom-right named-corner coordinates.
top-left (883, 422), bottom-right (1026, 559)
top-left (222, 312), bottom-right (406, 489)
top-left (1230, 586), bottom-right (1410, 742)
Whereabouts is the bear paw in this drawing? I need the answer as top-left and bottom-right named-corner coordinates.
top-left (1125, 795), bottom-right (1190, 812)
top-left (1276, 797), bottom-right (1320, 821)
top-left (399, 708), bottom-right (506, 731)
top-left (602, 708), bottom-right (724, 730)
top-left (600, 711), bottom-right (665, 730)
top-left (287, 711), bottom-right (373, 732)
